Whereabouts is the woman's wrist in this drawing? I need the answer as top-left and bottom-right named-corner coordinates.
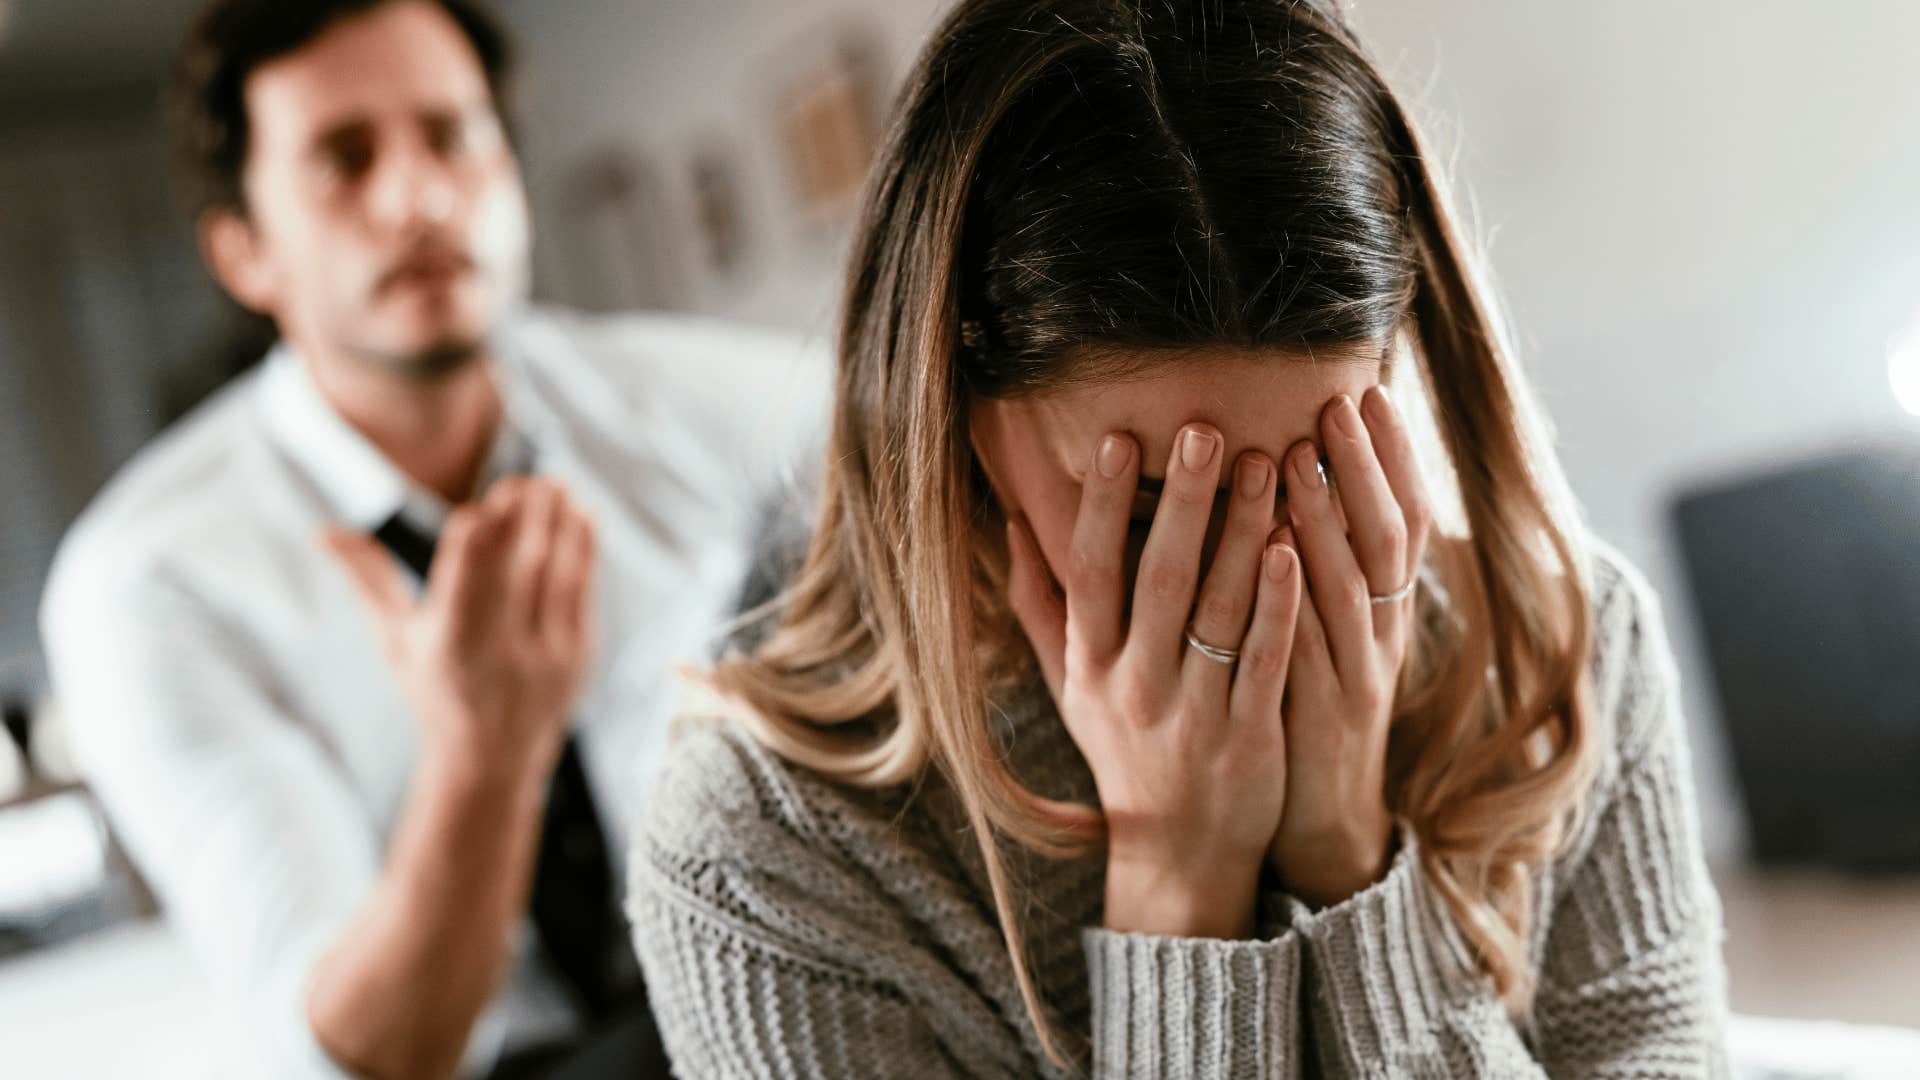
top-left (1102, 853), bottom-right (1260, 939)
top-left (1275, 814), bottom-right (1398, 910)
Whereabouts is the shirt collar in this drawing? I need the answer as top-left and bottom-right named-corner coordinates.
top-left (257, 340), bottom-right (537, 536)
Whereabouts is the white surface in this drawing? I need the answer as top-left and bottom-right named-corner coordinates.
top-left (1889, 314), bottom-right (1920, 417)
top-left (0, 921), bottom-right (214, 1080)
top-left (0, 738), bottom-right (22, 802)
top-left (1729, 1015), bottom-right (1920, 1080)
top-left (0, 791), bottom-right (104, 916)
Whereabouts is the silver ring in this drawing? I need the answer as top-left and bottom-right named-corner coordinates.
top-left (1184, 623), bottom-right (1240, 664)
top-left (1369, 577), bottom-right (1417, 605)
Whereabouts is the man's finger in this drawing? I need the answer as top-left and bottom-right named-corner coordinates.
top-left (539, 499), bottom-right (597, 648)
top-left (428, 503), bottom-right (496, 631)
top-left (505, 480), bottom-right (562, 631)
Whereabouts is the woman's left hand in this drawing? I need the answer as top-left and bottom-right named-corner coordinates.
top-left (1268, 385), bottom-right (1434, 908)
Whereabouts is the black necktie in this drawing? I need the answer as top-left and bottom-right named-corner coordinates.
top-left (373, 512), bottom-right (640, 1020)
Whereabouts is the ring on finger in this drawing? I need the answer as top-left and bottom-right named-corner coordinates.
top-left (1368, 576), bottom-right (1416, 605)
top-left (1183, 622), bottom-right (1240, 664)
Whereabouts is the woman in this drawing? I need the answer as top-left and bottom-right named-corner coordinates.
top-left (629, 0), bottom-right (1729, 1075)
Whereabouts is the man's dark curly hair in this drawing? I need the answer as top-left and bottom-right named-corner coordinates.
top-left (171, 0), bottom-right (515, 218)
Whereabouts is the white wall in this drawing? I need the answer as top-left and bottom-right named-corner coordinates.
top-left (501, 0), bottom-right (1920, 859)
top-left (1350, 0), bottom-right (1920, 856)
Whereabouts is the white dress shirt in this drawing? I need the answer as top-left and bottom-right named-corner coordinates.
top-left (38, 306), bottom-right (830, 1078)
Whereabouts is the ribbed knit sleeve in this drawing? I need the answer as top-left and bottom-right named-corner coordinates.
top-left (1528, 712), bottom-right (1731, 1076)
top-left (1278, 549), bottom-right (1730, 1078)
top-left (628, 726), bottom-right (1011, 1080)
top-left (1529, 557), bottom-right (1732, 1077)
top-left (1081, 926), bottom-right (1303, 1079)
top-left (632, 869), bottom-right (963, 1079)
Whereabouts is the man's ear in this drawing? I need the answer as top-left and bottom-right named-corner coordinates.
top-left (198, 208), bottom-right (279, 316)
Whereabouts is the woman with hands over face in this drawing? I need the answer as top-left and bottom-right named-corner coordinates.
top-left (1003, 384), bottom-right (1434, 946)
top-left (627, 0), bottom-right (1731, 1076)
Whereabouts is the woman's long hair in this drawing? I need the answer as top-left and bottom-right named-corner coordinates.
top-left (708, 0), bottom-right (1598, 1063)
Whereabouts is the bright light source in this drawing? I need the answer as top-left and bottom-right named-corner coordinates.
top-left (1892, 319), bottom-right (1920, 418)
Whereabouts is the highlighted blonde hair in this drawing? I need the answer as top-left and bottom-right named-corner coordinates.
top-left (709, 0), bottom-right (1598, 1064)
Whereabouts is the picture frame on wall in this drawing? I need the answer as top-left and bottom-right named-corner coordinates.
top-left (551, 147), bottom-right (693, 313)
top-left (688, 143), bottom-right (749, 280)
top-left (765, 20), bottom-right (888, 229)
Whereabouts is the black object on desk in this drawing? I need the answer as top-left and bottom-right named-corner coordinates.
top-left (1672, 444), bottom-right (1920, 872)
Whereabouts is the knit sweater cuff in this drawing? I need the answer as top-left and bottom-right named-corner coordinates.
top-left (1081, 925), bottom-right (1302, 1079)
top-left (1288, 820), bottom-right (1489, 1057)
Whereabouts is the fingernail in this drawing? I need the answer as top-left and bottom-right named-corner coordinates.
top-left (1181, 428), bottom-right (1218, 471)
top-left (1294, 445), bottom-right (1324, 488)
top-left (1332, 395), bottom-right (1362, 438)
top-left (1096, 434), bottom-right (1129, 478)
top-left (1364, 384), bottom-right (1394, 422)
top-left (1265, 544), bottom-right (1294, 582)
top-left (1238, 456), bottom-right (1269, 498)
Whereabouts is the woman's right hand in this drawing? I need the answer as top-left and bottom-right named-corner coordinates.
top-left (1005, 424), bottom-right (1302, 940)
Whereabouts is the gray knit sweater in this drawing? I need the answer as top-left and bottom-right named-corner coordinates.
top-left (627, 546), bottom-right (1732, 1078)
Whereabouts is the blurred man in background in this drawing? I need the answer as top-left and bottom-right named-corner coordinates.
top-left (36, 1), bottom-right (825, 1076)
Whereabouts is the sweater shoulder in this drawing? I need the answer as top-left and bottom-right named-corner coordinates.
top-left (640, 717), bottom-right (834, 866)
top-left (1584, 538), bottom-right (1684, 773)
top-left (636, 715), bottom-right (933, 900)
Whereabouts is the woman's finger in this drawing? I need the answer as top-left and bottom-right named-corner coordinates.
top-left (1006, 514), bottom-right (1067, 701)
top-left (1285, 532), bottom-right (1339, 710)
top-left (1360, 385), bottom-right (1434, 584)
top-left (1285, 437), bottom-right (1372, 686)
top-left (1063, 433), bottom-right (1138, 667)
top-left (1183, 451), bottom-right (1277, 693)
top-left (1321, 395), bottom-right (1408, 598)
top-left (1229, 542), bottom-right (1301, 731)
top-left (1128, 424), bottom-right (1224, 670)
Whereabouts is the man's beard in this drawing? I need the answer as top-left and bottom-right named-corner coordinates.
top-left (346, 330), bottom-right (488, 383)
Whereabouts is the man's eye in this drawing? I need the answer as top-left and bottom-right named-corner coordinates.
top-left (428, 118), bottom-right (468, 158)
top-left (432, 112), bottom-right (501, 161)
top-left (321, 141), bottom-right (374, 181)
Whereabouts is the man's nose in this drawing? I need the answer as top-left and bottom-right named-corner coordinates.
top-left (366, 139), bottom-right (461, 231)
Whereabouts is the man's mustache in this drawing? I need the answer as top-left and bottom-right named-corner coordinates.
top-left (373, 242), bottom-right (477, 297)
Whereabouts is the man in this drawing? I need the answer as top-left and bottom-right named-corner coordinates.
top-left (37, 1), bottom-right (826, 1076)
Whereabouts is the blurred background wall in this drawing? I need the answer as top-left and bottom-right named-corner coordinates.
top-left (5, 0), bottom-right (1920, 859)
